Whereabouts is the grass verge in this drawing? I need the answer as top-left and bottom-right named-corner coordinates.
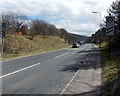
top-left (99, 46), bottom-right (120, 96)
top-left (2, 35), bottom-right (70, 60)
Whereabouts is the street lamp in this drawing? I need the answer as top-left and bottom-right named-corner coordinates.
top-left (92, 11), bottom-right (102, 47)
top-left (92, 12), bottom-right (101, 27)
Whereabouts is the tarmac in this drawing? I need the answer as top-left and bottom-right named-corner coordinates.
top-left (61, 45), bottom-right (102, 95)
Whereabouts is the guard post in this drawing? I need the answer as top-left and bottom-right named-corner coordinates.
top-left (2, 22), bottom-right (6, 54)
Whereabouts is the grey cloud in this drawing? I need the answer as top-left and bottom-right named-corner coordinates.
top-left (1, 0), bottom-right (115, 36)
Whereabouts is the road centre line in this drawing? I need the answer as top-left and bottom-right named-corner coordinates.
top-left (54, 52), bottom-right (69, 59)
top-left (2, 48), bottom-right (68, 63)
top-left (0, 63), bottom-right (41, 79)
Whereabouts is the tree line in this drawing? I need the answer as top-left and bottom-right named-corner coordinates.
top-left (90, 0), bottom-right (120, 49)
top-left (1, 12), bottom-right (76, 44)
top-left (109, 0), bottom-right (120, 49)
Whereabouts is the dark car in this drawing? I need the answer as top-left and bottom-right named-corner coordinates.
top-left (72, 43), bottom-right (79, 48)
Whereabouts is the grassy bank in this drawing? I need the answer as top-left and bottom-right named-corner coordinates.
top-left (99, 46), bottom-right (120, 95)
top-left (2, 35), bottom-right (70, 60)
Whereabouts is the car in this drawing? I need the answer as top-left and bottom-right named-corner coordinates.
top-left (72, 43), bottom-right (79, 48)
top-left (83, 42), bottom-right (85, 44)
top-left (77, 41), bottom-right (83, 45)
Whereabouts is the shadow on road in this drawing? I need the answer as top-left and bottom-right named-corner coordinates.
top-left (60, 47), bottom-right (103, 95)
top-left (77, 50), bottom-right (91, 54)
top-left (60, 63), bottom-right (81, 72)
top-left (60, 48), bottom-right (100, 72)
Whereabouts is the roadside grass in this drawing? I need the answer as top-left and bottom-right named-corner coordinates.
top-left (96, 42), bottom-right (108, 48)
top-left (99, 46), bottom-right (120, 96)
top-left (2, 34), bottom-right (70, 60)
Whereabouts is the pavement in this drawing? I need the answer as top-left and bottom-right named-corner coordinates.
top-left (60, 45), bottom-right (102, 95)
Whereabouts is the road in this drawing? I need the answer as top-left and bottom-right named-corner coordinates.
top-left (1, 44), bottom-right (99, 94)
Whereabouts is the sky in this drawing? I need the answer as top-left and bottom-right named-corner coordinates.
top-left (0, 0), bottom-right (117, 36)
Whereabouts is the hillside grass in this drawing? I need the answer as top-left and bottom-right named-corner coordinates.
top-left (99, 46), bottom-right (120, 96)
top-left (2, 34), bottom-right (70, 60)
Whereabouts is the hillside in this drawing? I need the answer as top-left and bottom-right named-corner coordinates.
top-left (2, 35), bottom-right (70, 60)
top-left (68, 33), bottom-right (88, 43)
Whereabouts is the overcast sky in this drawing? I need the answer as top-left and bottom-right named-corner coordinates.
top-left (1, 0), bottom-right (116, 36)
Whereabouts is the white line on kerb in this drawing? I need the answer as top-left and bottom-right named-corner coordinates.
top-left (60, 49), bottom-right (92, 94)
top-left (54, 52), bottom-right (69, 59)
top-left (0, 63), bottom-right (41, 79)
top-left (60, 70), bottom-right (80, 94)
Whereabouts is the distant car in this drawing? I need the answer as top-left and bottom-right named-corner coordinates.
top-left (83, 42), bottom-right (85, 44)
top-left (77, 41), bottom-right (83, 45)
top-left (79, 42), bottom-right (83, 45)
top-left (72, 43), bottom-right (79, 48)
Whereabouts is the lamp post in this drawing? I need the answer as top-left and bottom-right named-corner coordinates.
top-left (92, 11), bottom-right (102, 47)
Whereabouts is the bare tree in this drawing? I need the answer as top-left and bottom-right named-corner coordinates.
top-left (109, 0), bottom-right (120, 34)
top-left (60, 28), bottom-right (69, 43)
top-left (2, 12), bottom-right (28, 35)
top-left (31, 20), bottom-right (51, 39)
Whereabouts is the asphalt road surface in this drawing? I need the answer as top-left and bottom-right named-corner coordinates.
top-left (2, 44), bottom-right (96, 94)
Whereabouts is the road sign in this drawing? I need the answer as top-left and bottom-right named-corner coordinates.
top-left (106, 16), bottom-right (115, 36)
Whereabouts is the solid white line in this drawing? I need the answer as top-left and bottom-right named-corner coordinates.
top-left (54, 52), bottom-right (69, 59)
top-left (60, 70), bottom-right (80, 94)
top-left (60, 49), bottom-right (93, 94)
top-left (0, 63), bottom-right (41, 79)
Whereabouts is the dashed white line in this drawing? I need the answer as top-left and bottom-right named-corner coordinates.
top-left (1, 52), bottom-right (68, 79)
top-left (54, 52), bottom-right (69, 59)
top-left (0, 63), bottom-right (41, 79)
top-left (2, 48), bottom-right (68, 63)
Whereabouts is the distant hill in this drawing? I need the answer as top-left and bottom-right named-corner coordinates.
top-left (68, 33), bottom-right (88, 43)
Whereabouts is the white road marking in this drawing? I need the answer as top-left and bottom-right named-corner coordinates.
top-left (60, 69), bottom-right (80, 94)
top-left (0, 63), bottom-right (41, 79)
top-left (60, 48), bottom-right (93, 94)
top-left (54, 52), bottom-right (69, 59)
top-left (2, 48), bottom-right (68, 63)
